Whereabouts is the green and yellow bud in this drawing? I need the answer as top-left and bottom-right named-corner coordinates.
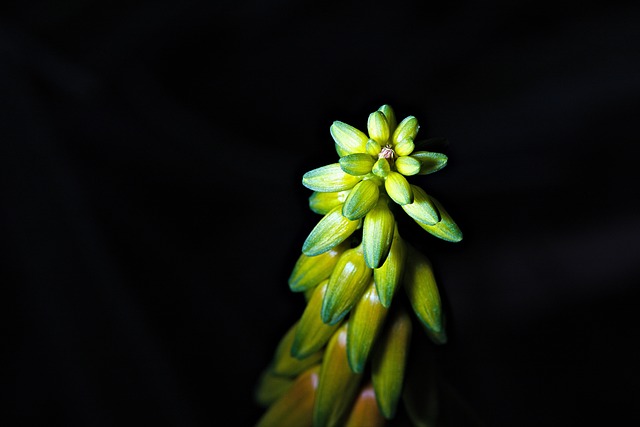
top-left (302, 204), bottom-right (361, 256)
top-left (342, 179), bottom-right (380, 220)
top-left (371, 305), bottom-right (412, 419)
top-left (362, 195), bottom-right (395, 269)
top-left (256, 365), bottom-right (320, 427)
top-left (330, 121), bottom-right (369, 155)
top-left (339, 153), bottom-right (376, 176)
top-left (289, 241), bottom-right (349, 292)
top-left (372, 157), bottom-right (391, 178)
top-left (346, 280), bottom-right (389, 373)
top-left (377, 104), bottom-right (397, 134)
top-left (303, 163), bottom-right (362, 193)
top-left (313, 325), bottom-right (363, 427)
top-left (367, 110), bottom-right (390, 144)
top-left (403, 245), bottom-right (446, 344)
top-left (411, 150), bottom-right (448, 175)
top-left (292, 280), bottom-right (343, 359)
top-left (271, 322), bottom-right (324, 377)
top-left (321, 243), bottom-right (372, 326)
top-left (392, 115), bottom-right (419, 144)
top-left (303, 163), bottom-right (361, 194)
top-left (394, 138), bottom-right (415, 157)
top-left (254, 368), bottom-right (294, 407)
top-left (365, 139), bottom-right (382, 156)
top-left (309, 190), bottom-right (349, 215)
top-left (344, 382), bottom-right (386, 427)
top-left (416, 195), bottom-right (463, 243)
top-left (373, 224), bottom-right (407, 308)
top-left (395, 155), bottom-right (421, 176)
top-left (401, 185), bottom-right (439, 226)
top-left (385, 171), bottom-right (413, 205)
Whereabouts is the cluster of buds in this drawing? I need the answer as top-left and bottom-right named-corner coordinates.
top-left (254, 105), bottom-right (462, 427)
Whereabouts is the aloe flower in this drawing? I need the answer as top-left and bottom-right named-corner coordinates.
top-left (255, 104), bottom-right (463, 427)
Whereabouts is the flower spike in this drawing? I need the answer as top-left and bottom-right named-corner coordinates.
top-left (256, 103), bottom-right (464, 427)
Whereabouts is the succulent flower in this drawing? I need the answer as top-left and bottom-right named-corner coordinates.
top-left (255, 104), bottom-right (464, 427)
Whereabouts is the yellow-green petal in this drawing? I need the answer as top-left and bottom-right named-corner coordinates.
top-left (344, 382), bottom-right (386, 427)
top-left (362, 196), bottom-right (395, 269)
top-left (394, 137), bottom-right (415, 157)
top-left (373, 224), bottom-right (407, 308)
top-left (256, 365), bottom-right (320, 427)
top-left (401, 185), bottom-right (439, 226)
top-left (346, 280), bottom-right (388, 373)
top-left (302, 163), bottom-right (362, 193)
top-left (302, 204), bottom-right (360, 256)
top-left (411, 150), bottom-right (448, 175)
top-left (309, 190), bottom-right (350, 215)
top-left (367, 110), bottom-right (390, 144)
top-left (339, 153), bottom-right (376, 176)
top-left (395, 155), bottom-right (421, 176)
top-left (403, 245), bottom-right (446, 344)
top-left (377, 104), bottom-right (397, 135)
top-left (330, 121), bottom-right (368, 155)
top-left (385, 171), bottom-right (413, 205)
top-left (372, 157), bottom-right (390, 178)
top-left (392, 115), bottom-right (419, 144)
top-left (321, 243), bottom-right (372, 326)
top-left (313, 325), bottom-right (363, 427)
top-left (289, 241), bottom-right (349, 292)
top-left (342, 179), bottom-right (380, 221)
top-left (371, 305), bottom-right (412, 419)
top-left (416, 195), bottom-right (463, 243)
top-left (272, 322), bottom-right (324, 377)
top-left (254, 368), bottom-right (294, 407)
top-left (292, 280), bottom-right (342, 358)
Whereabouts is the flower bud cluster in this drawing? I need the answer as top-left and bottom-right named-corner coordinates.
top-left (255, 105), bottom-right (462, 427)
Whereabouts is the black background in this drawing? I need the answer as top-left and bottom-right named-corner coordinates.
top-left (5, 1), bottom-right (640, 426)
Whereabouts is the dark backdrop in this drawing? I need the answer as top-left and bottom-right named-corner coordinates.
top-left (5, 1), bottom-right (640, 426)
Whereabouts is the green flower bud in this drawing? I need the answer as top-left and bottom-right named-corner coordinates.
top-left (403, 245), bottom-right (446, 344)
top-left (309, 190), bottom-right (349, 215)
top-left (377, 104), bottom-right (397, 134)
top-left (394, 138), bottom-right (415, 157)
top-left (392, 115), bottom-right (419, 144)
top-left (365, 139), bottom-right (382, 156)
top-left (372, 157), bottom-right (391, 178)
top-left (302, 163), bottom-right (362, 193)
top-left (371, 305), bottom-right (412, 419)
top-left (384, 171), bottom-right (413, 205)
top-left (362, 196), bottom-right (395, 269)
top-left (313, 325), bottom-right (363, 427)
top-left (401, 185), bottom-right (439, 226)
top-left (367, 111), bottom-right (390, 144)
top-left (272, 322), bottom-right (323, 377)
top-left (289, 241), bottom-right (349, 292)
top-left (347, 280), bottom-right (388, 374)
top-left (411, 151), bottom-right (448, 175)
top-left (302, 204), bottom-right (361, 256)
top-left (291, 280), bottom-right (342, 359)
top-left (330, 121), bottom-right (369, 155)
top-left (373, 224), bottom-right (407, 308)
top-left (321, 243), bottom-right (372, 325)
top-left (395, 155), bottom-right (421, 176)
top-left (339, 153), bottom-right (376, 176)
top-left (342, 179), bottom-right (380, 220)
top-left (416, 195), bottom-right (463, 243)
